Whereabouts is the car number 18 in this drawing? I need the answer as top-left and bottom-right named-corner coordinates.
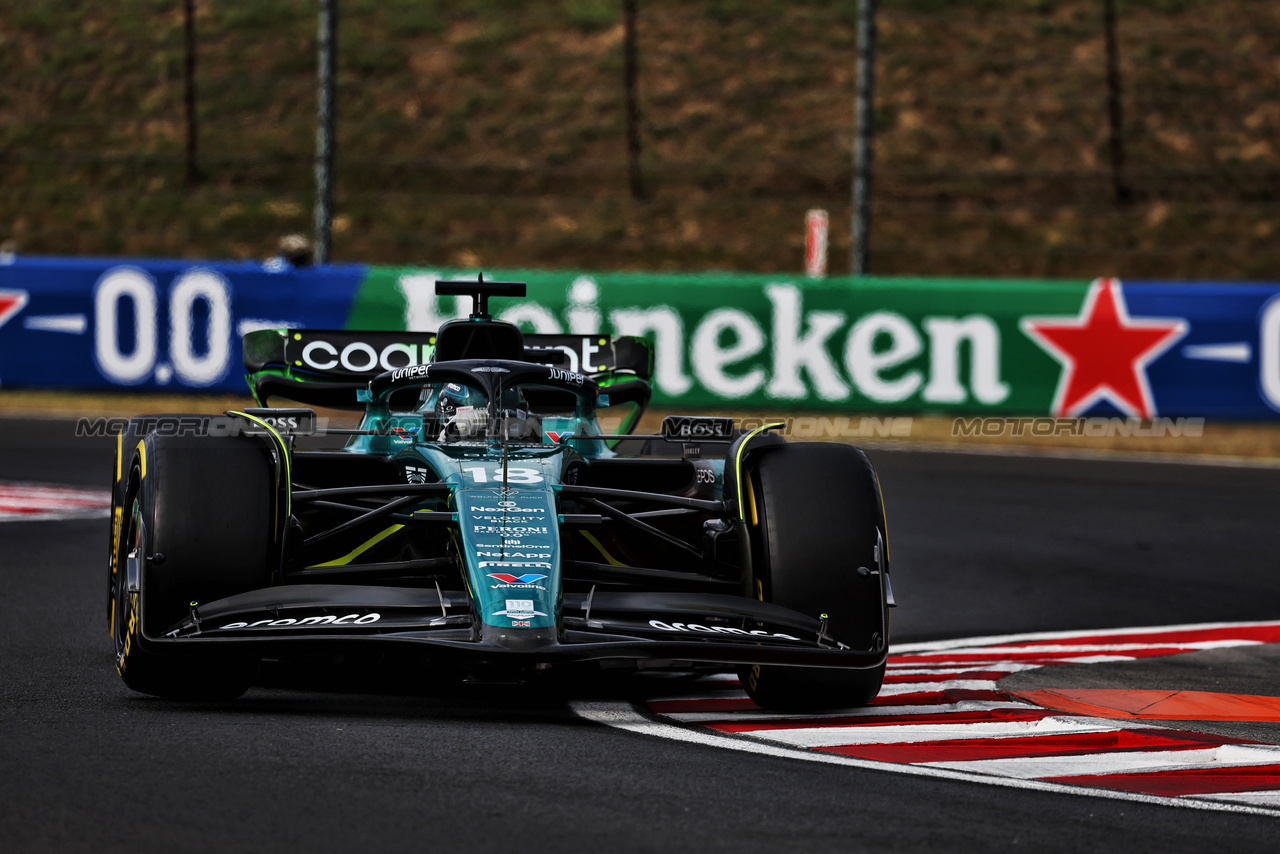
top-left (462, 466), bottom-right (544, 484)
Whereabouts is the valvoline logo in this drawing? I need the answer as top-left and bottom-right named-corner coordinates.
top-left (487, 573), bottom-right (548, 584)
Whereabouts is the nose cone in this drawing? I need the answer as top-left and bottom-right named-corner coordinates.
top-left (480, 624), bottom-right (559, 653)
top-left (456, 487), bottom-right (562, 632)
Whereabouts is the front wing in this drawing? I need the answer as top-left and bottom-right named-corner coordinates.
top-left (139, 584), bottom-right (888, 671)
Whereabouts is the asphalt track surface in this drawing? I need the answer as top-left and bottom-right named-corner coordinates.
top-left (2, 417), bottom-right (1278, 852)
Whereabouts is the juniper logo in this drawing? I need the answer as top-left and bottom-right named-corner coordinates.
top-left (390, 363), bottom-right (430, 382)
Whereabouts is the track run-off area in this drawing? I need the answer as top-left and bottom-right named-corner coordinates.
top-left (575, 621), bottom-right (1280, 816)
top-left (0, 480), bottom-right (110, 521)
top-left (3, 416), bottom-right (1280, 851)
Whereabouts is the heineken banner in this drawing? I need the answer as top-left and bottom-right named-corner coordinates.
top-left (2, 255), bottom-right (1280, 418)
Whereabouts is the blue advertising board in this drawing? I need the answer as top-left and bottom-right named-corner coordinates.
top-left (0, 256), bottom-right (365, 394)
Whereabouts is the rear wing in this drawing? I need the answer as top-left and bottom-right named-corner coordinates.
top-left (243, 328), bottom-right (653, 408)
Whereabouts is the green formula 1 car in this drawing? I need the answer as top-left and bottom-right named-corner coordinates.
top-left (107, 279), bottom-right (895, 710)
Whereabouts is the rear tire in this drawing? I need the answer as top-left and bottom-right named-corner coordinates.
top-left (111, 430), bottom-right (280, 699)
top-left (738, 443), bottom-right (890, 712)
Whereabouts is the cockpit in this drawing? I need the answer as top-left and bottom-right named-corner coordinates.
top-left (420, 381), bottom-right (543, 444)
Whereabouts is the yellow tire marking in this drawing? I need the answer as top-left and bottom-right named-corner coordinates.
top-left (229, 410), bottom-right (292, 523)
top-left (734, 422), bottom-right (784, 520)
top-left (875, 474), bottom-right (890, 565)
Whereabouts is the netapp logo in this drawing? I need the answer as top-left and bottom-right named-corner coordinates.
top-left (217, 613), bottom-right (382, 630)
top-left (648, 619), bottom-right (799, 640)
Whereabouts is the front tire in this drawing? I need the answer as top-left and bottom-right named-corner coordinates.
top-left (111, 430), bottom-right (280, 699)
top-left (739, 443), bottom-right (890, 711)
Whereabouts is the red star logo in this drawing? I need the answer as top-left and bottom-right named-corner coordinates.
top-left (0, 290), bottom-right (28, 331)
top-left (1021, 278), bottom-right (1187, 418)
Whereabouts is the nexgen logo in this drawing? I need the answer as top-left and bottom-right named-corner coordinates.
top-left (302, 340), bottom-right (424, 373)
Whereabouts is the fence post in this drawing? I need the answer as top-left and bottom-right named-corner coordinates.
top-left (851, 0), bottom-right (877, 275)
top-left (183, 0), bottom-right (198, 185)
top-left (314, 0), bottom-right (337, 264)
top-left (624, 0), bottom-right (646, 201)
top-left (1104, 0), bottom-right (1131, 204)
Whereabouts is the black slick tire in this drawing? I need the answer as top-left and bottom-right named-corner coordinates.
top-left (738, 442), bottom-right (889, 712)
top-left (111, 430), bottom-right (280, 699)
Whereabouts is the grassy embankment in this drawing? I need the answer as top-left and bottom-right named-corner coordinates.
top-left (2, 0), bottom-right (1278, 277)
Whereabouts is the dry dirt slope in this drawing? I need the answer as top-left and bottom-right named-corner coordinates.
top-left (1, 0), bottom-right (1278, 277)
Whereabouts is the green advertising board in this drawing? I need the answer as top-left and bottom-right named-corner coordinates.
top-left (347, 268), bottom-right (1086, 413)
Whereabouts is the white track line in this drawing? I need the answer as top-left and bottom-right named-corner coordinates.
top-left (891, 620), bottom-right (1280, 653)
top-left (859, 441), bottom-right (1280, 470)
top-left (1190, 791), bottom-right (1280, 808)
top-left (885, 663), bottom-right (1043, 676)
top-left (899, 640), bottom-right (1263, 657)
top-left (924, 744), bottom-right (1280, 779)
top-left (877, 679), bottom-right (1001, 695)
top-left (663, 700), bottom-right (1037, 724)
top-left (743, 716), bottom-right (1127, 748)
top-left (899, 656), bottom-right (1145, 667)
top-left (643, 690), bottom-right (751, 703)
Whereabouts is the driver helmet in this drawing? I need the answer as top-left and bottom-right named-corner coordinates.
top-left (432, 383), bottom-right (539, 441)
top-left (433, 382), bottom-right (487, 440)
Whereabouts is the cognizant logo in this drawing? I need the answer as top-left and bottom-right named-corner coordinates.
top-left (302, 340), bottom-right (424, 373)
